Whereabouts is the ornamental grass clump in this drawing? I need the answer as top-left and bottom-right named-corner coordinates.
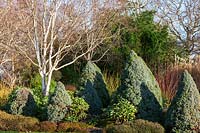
top-left (47, 82), bottom-right (72, 122)
top-left (165, 70), bottom-right (200, 132)
top-left (115, 50), bottom-right (163, 122)
top-left (77, 61), bottom-right (110, 114)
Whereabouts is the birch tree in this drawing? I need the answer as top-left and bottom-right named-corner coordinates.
top-left (0, 0), bottom-right (118, 96)
top-left (22, 0), bottom-right (92, 96)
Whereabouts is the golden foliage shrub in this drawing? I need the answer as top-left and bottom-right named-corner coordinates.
top-left (39, 121), bottom-right (57, 132)
top-left (0, 110), bottom-right (39, 131)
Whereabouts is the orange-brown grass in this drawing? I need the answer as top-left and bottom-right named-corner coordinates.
top-left (0, 110), bottom-right (39, 131)
top-left (65, 84), bottom-right (77, 92)
top-left (156, 66), bottom-right (181, 103)
top-left (156, 59), bottom-right (200, 107)
top-left (0, 82), bottom-right (13, 106)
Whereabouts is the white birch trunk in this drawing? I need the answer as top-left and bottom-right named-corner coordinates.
top-left (45, 71), bottom-right (53, 96)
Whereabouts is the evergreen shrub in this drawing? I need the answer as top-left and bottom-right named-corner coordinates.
top-left (7, 87), bottom-right (37, 116)
top-left (78, 61), bottom-right (110, 114)
top-left (47, 82), bottom-right (72, 122)
top-left (115, 50), bottom-right (163, 122)
top-left (165, 70), bottom-right (200, 132)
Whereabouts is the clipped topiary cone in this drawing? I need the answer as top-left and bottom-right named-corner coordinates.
top-left (77, 61), bottom-right (110, 114)
top-left (165, 70), bottom-right (200, 132)
top-left (115, 50), bottom-right (163, 122)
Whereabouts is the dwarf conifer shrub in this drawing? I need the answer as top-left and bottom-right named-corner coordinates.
top-left (78, 61), bottom-right (110, 114)
top-left (47, 82), bottom-right (72, 122)
top-left (7, 87), bottom-right (37, 116)
top-left (115, 50), bottom-right (163, 122)
top-left (165, 70), bottom-right (200, 132)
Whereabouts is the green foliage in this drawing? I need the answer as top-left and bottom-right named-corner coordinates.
top-left (78, 81), bottom-right (103, 114)
top-left (165, 70), bottom-right (200, 132)
top-left (60, 64), bottom-right (82, 85)
top-left (104, 98), bottom-right (137, 123)
top-left (77, 61), bottom-right (110, 114)
top-left (115, 50), bottom-right (163, 122)
top-left (105, 119), bottom-right (165, 133)
top-left (47, 82), bottom-right (72, 122)
top-left (107, 10), bottom-right (185, 73)
top-left (106, 124), bottom-right (134, 133)
top-left (30, 73), bottom-right (56, 106)
top-left (7, 87), bottom-right (37, 116)
top-left (65, 91), bottom-right (89, 122)
top-left (52, 70), bottom-right (62, 81)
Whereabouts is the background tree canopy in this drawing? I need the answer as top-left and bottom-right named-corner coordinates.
top-left (100, 10), bottom-right (186, 73)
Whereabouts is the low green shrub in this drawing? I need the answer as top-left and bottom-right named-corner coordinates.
top-left (105, 119), bottom-right (165, 133)
top-left (0, 110), bottom-right (39, 131)
top-left (106, 124), bottom-right (135, 133)
top-left (130, 119), bottom-right (165, 133)
top-left (6, 87), bottom-right (37, 116)
top-left (104, 98), bottom-right (137, 123)
top-left (65, 91), bottom-right (89, 122)
top-left (47, 82), bottom-right (72, 122)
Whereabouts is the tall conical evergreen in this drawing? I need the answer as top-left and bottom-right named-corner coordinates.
top-left (77, 61), bottom-right (110, 114)
top-left (165, 70), bottom-right (200, 132)
top-left (115, 50), bottom-right (163, 122)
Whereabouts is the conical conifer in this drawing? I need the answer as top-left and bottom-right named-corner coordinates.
top-left (115, 50), bottom-right (163, 122)
top-left (165, 70), bottom-right (200, 132)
